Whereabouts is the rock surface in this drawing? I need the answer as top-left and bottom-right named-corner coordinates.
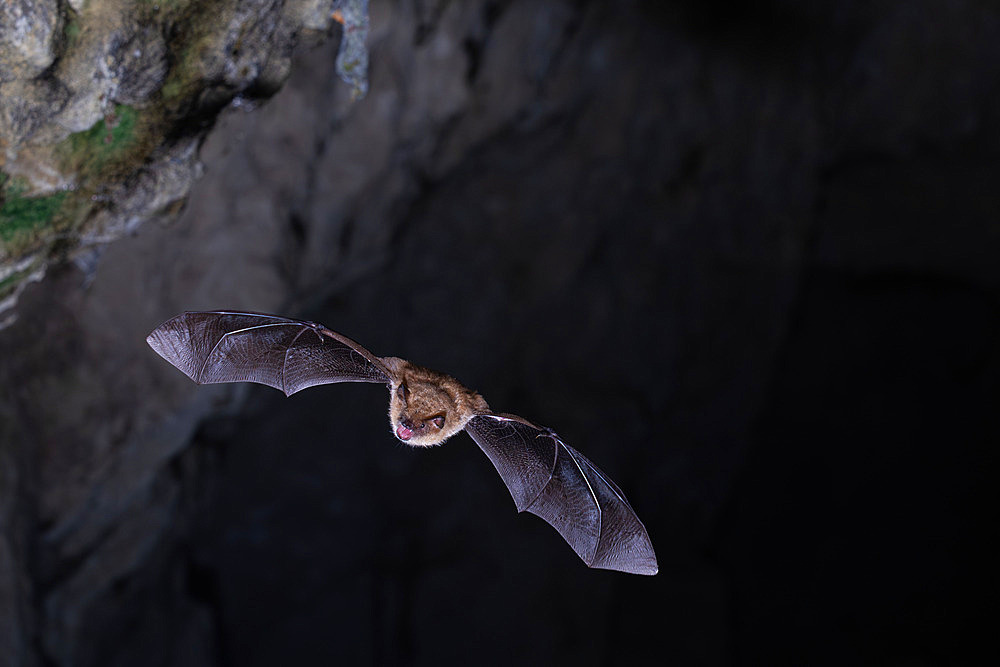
top-left (1, 0), bottom-right (998, 665)
top-left (0, 0), bottom-right (365, 324)
top-left (0, 0), bottom-right (61, 82)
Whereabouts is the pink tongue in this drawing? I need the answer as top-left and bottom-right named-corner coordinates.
top-left (396, 424), bottom-right (413, 441)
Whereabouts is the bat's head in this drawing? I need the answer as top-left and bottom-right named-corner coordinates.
top-left (383, 357), bottom-right (478, 447)
top-left (389, 378), bottom-right (456, 447)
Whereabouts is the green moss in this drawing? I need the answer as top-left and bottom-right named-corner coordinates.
top-left (0, 180), bottom-right (68, 247)
top-left (138, 0), bottom-right (188, 8)
top-left (155, 0), bottom-right (228, 108)
top-left (59, 104), bottom-right (141, 177)
top-left (159, 35), bottom-right (210, 106)
top-left (64, 15), bottom-right (82, 49)
top-left (159, 71), bottom-right (191, 103)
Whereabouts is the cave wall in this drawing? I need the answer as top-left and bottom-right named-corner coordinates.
top-left (1, 0), bottom-right (998, 665)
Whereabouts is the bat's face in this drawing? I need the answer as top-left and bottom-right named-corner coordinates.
top-left (388, 379), bottom-right (458, 447)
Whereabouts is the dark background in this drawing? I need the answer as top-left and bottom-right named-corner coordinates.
top-left (1, 1), bottom-right (997, 665)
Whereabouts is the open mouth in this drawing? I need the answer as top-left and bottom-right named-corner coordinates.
top-left (395, 424), bottom-right (413, 441)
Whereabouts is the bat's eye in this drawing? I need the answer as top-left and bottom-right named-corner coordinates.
top-left (430, 415), bottom-right (445, 429)
top-left (396, 384), bottom-right (408, 400)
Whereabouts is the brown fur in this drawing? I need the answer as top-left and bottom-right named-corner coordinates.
top-left (381, 356), bottom-right (490, 447)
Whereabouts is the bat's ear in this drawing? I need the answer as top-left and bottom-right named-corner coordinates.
top-left (430, 415), bottom-right (445, 429)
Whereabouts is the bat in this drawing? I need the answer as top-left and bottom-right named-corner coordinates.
top-left (146, 311), bottom-right (658, 575)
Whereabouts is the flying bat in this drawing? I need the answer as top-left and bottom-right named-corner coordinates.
top-left (146, 310), bottom-right (657, 575)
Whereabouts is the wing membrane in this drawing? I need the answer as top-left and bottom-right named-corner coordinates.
top-left (465, 414), bottom-right (657, 575)
top-left (147, 311), bottom-right (390, 395)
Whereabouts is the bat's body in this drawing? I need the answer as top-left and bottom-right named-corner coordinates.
top-left (147, 311), bottom-right (657, 575)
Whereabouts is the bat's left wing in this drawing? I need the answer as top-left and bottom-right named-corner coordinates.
top-left (464, 413), bottom-right (657, 575)
top-left (146, 311), bottom-right (391, 395)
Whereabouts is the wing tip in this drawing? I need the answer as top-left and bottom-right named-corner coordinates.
top-left (146, 321), bottom-right (205, 384)
top-left (588, 529), bottom-right (659, 575)
top-left (632, 564), bottom-right (659, 576)
top-left (627, 553), bottom-right (659, 576)
top-left (591, 553), bottom-right (659, 576)
top-left (145, 328), bottom-right (172, 364)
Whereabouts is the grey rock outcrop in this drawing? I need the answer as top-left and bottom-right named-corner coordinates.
top-left (1, 0), bottom-right (367, 326)
top-left (0, 0), bottom-right (61, 82)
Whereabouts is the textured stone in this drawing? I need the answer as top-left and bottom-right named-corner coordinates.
top-left (0, 77), bottom-right (70, 149)
top-left (0, 0), bottom-right (352, 323)
top-left (51, 10), bottom-right (129, 134)
top-left (332, 0), bottom-right (370, 97)
top-left (111, 25), bottom-right (170, 106)
top-left (0, 0), bottom-right (61, 82)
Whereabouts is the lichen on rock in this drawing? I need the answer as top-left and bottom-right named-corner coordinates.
top-left (332, 0), bottom-right (370, 98)
top-left (0, 179), bottom-right (68, 248)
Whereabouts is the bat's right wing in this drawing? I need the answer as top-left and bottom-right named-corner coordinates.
top-left (147, 311), bottom-right (392, 396)
top-left (464, 413), bottom-right (657, 575)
